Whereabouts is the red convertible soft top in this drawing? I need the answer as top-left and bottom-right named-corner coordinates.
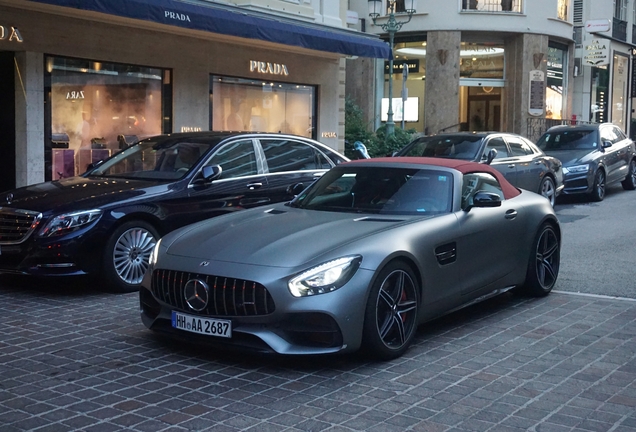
top-left (346, 157), bottom-right (521, 200)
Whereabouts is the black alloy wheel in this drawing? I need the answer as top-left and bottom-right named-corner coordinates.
top-left (519, 223), bottom-right (560, 297)
top-left (589, 169), bottom-right (606, 202)
top-left (362, 261), bottom-right (419, 360)
top-left (621, 159), bottom-right (636, 190)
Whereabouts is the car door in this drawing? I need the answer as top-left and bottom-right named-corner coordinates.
top-left (598, 125), bottom-right (625, 183)
top-left (455, 172), bottom-right (530, 297)
top-left (258, 137), bottom-right (334, 203)
top-left (481, 136), bottom-right (518, 186)
top-left (505, 135), bottom-right (546, 193)
top-left (182, 138), bottom-right (271, 222)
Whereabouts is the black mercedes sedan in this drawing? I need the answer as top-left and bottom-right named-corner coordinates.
top-left (0, 132), bottom-right (348, 292)
top-left (395, 132), bottom-right (564, 206)
top-left (536, 123), bottom-right (636, 201)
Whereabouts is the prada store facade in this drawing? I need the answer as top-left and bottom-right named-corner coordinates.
top-left (0, 0), bottom-right (388, 191)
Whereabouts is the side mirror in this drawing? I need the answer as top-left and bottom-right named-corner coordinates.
top-left (201, 164), bottom-right (222, 181)
top-left (464, 191), bottom-right (502, 212)
top-left (602, 140), bottom-right (612, 149)
top-left (286, 182), bottom-right (305, 197)
top-left (485, 148), bottom-right (497, 165)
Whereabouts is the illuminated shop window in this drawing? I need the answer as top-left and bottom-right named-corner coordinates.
top-left (45, 56), bottom-right (167, 180)
top-left (210, 76), bottom-right (316, 139)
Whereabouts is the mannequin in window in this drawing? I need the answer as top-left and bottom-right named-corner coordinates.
top-left (226, 101), bottom-right (245, 131)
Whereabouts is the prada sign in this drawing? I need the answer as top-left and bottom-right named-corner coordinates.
top-left (250, 60), bottom-right (289, 76)
top-left (0, 25), bottom-right (23, 43)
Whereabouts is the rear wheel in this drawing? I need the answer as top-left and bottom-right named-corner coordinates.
top-left (539, 176), bottom-right (556, 206)
top-left (621, 159), bottom-right (636, 190)
top-left (589, 169), bottom-right (605, 202)
top-left (102, 221), bottom-right (159, 293)
top-left (362, 261), bottom-right (419, 360)
top-left (519, 223), bottom-right (560, 297)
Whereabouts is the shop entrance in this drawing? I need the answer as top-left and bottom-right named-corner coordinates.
top-left (460, 85), bottom-right (502, 132)
top-left (0, 51), bottom-right (16, 191)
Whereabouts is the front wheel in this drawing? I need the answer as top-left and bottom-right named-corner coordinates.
top-left (362, 261), bottom-right (419, 360)
top-left (539, 176), bottom-right (556, 207)
top-left (621, 159), bottom-right (636, 190)
top-left (518, 223), bottom-right (560, 297)
top-left (589, 169), bottom-right (606, 202)
top-left (102, 221), bottom-right (159, 293)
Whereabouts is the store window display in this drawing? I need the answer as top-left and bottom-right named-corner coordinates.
top-left (210, 76), bottom-right (316, 138)
top-left (45, 57), bottom-right (166, 180)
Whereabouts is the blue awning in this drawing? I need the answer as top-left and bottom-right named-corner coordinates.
top-left (26, 0), bottom-right (390, 59)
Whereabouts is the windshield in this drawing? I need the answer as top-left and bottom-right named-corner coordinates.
top-left (399, 135), bottom-right (483, 160)
top-left (537, 130), bottom-right (598, 151)
top-left (85, 139), bottom-right (215, 180)
top-left (294, 166), bottom-right (453, 215)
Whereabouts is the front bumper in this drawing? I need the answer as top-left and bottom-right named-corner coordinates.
top-left (560, 172), bottom-right (593, 195)
top-left (139, 261), bottom-right (375, 355)
top-left (0, 230), bottom-right (107, 277)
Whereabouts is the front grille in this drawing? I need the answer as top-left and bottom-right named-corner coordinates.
top-left (151, 269), bottom-right (275, 316)
top-left (0, 208), bottom-right (41, 244)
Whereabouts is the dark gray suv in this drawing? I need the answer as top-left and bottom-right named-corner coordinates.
top-left (536, 123), bottom-right (636, 201)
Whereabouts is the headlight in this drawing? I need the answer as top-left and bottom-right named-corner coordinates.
top-left (563, 164), bottom-right (590, 175)
top-left (288, 255), bottom-right (362, 297)
top-left (38, 210), bottom-right (103, 237)
top-left (149, 238), bottom-right (162, 267)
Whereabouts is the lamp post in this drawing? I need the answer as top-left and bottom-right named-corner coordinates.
top-left (368, 0), bottom-right (416, 136)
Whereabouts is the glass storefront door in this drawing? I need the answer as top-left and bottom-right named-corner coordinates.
top-left (45, 57), bottom-right (169, 181)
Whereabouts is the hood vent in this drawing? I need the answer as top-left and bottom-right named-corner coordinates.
top-left (265, 209), bottom-right (286, 215)
top-left (354, 216), bottom-right (405, 223)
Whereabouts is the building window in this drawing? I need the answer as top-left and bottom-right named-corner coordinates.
top-left (547, 43), bottom-right (567, 120)
top-left (44, 56), bottom-right (167, 181)
top-left (614, 0), bottom-right (627, 20)
top-left (210, 76), bottom-right (316, 138)
top-left (557, 0), bottom-right (569, 20)
top-left (611, 53), bottom-right (629, 131)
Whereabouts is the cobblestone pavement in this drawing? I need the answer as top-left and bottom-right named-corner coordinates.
top-left (0, 280), bottom-right (635, 432)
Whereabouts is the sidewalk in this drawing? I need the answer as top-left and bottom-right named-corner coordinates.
top-left (0, 285), bottom-right (635, 431)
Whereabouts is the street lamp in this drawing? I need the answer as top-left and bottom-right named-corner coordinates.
top-left (368, 0), bottom-right (416, 136)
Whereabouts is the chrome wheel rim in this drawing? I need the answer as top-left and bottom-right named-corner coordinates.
top-left (113, 227), bottom-right (157, 285)
top-left (595, 171), bottom-right (605, 199)
top-left (535, 227), bottom-right (559, 290)
top-left (375, 269), bottom-right (418, 350)
top-left (540, 178), bottom-right (555, 206)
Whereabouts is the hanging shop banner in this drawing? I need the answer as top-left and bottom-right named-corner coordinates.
top-left (584, 39), bottom-right (610, 66)
top-left (529, 70), bottom-right (545, 117)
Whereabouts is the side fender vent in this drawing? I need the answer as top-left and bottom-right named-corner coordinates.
top-left (435, 242), bottom-right (457, 265)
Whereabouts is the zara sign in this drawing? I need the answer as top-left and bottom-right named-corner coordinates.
top-left (0, 25), bottom-right (23, 43)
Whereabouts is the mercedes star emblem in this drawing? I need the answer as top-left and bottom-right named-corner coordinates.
top-left (183, 279), bottom-right (209, 312)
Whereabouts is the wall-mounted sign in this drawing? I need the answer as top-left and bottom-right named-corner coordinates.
top-left (584, 39), bottom-right (610, 66)
top-left (585, 19), bottom-right (611, 33)
top-left (321, 132), bottom-right (337, 138)
top-left (529, 70), bottom-right (545, 117)
top-left (250, 60), bottom-right (289, 76)
top-left (384, 59), bottom-right (419, 74)
top-left (0, 25), bottom-right (24, 42)
top-left (181, 126), bottom-right (202, 132)
top-left (66, 90), bottom-right (85, 100)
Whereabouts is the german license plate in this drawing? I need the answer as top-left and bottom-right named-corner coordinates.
top-left (171, 311), bottom-right (232, 338)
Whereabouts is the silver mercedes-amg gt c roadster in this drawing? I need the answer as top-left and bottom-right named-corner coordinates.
top-left (140, 157), bottom-right (561, 359)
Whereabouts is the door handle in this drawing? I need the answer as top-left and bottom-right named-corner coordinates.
top-left (507, 164), bottom-right (515, 168)
top-left (504, 209), bottom-right (517, 219)
top-left (246, 182), bottom-right (263, 190)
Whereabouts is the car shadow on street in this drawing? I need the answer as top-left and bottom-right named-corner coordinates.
top-left (0, 274), bottom-right (107, 297)
top-left (142, 290), bottom-right (534, 371)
